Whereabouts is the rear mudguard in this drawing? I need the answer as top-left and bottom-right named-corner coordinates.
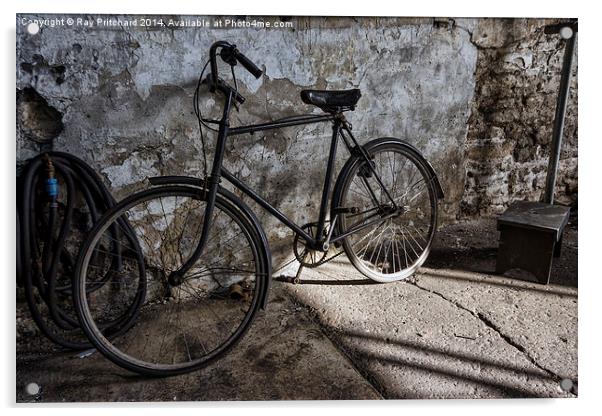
top-left (332, 137), bottom-right (444, 215)
top-left (148, 176), bottom-right (272, 309)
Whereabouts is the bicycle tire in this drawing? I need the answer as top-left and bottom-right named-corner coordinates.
top-left (332, 139), bottom-right (438, 282)
top-left (74, 184), bottom-right (269, 376)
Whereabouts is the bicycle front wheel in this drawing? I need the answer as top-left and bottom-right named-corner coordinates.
top-left (333, 141), bottom-right (438, 282)
top-left (74, 185), bottom-right (267, 376)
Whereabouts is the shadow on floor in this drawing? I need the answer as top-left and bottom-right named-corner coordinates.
top-left (336, 328), bottom-right (572, 398)
top-left (424, 217), bottom-right (578, 289)
top-left (420, 267), bottom-right (576, 298)
top-left (274, 276), bottom-right (377, 286)
top-left (274, 217), bottom-right (577, 293)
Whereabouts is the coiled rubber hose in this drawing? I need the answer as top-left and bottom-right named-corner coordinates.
top-left (17, 151), bottom-right (144, 350)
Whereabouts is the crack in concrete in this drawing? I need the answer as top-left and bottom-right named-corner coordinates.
top-left (279, 271), bottom-right (576, 398)
top-left (409, 276), bottom-right (568, 387)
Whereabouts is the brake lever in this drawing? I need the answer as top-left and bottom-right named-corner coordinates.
top-left (202, 73), bottom-right (245, 105)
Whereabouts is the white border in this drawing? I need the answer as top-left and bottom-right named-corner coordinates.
top-left (3, 1), bottom-right (599, 415)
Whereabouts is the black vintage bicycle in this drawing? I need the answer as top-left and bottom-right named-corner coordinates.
top-left (73, 41), bottom-right (444, 376)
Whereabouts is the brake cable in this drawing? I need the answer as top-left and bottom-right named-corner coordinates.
top-left (193, 59), bottom-right (215, 181)
top-left (193, 56), bottom-right (242, 181)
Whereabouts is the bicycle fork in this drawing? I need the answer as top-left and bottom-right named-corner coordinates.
top-left (343, 126), bottom-right (399, 211)
top-left (168, 91), bottom-right (234, 286)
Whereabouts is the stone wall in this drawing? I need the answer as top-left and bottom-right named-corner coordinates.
top-left (16, 15), bottom-right (578, 259)
top-left (461, 18), bottom-right (578, 216)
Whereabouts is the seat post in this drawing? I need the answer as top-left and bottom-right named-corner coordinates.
top-left (315, 118), bottom-right (341, 248)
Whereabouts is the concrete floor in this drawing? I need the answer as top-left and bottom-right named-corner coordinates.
top-left (16, 217), bottom-right (577, 401)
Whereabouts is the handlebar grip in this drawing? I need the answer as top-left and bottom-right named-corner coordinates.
top-left (234, 50), bottom-right (263, 79)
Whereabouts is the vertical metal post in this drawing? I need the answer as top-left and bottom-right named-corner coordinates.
top-left (315, 119), bottom-right (341, 243)
top-left (544, 27), bottom-right (577, 204)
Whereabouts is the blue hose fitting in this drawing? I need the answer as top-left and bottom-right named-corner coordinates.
top-left (46, 177), bottom-right (58, 198)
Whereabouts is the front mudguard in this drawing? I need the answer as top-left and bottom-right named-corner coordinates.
top-left (148, 175), bottom-right (273, 309)
top-left (331, 137), bottom-right (444, 216)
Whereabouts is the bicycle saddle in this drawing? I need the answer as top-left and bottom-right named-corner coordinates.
top-left (300, 89), bottom-right (361, 112)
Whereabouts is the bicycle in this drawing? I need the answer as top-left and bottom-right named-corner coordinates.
top-left (73, 41), bottom-right (444, 376)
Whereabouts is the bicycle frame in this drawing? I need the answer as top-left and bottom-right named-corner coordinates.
top-left (173, 84), bottom-right (398, 280)
top-left (226, 113), bottom-right (337, 244)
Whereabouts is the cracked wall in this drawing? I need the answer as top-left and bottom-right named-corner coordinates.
top-left (16, 15), bottom-right (577, 261)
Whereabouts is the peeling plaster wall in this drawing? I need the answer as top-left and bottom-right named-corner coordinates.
top-left (16, 15), bottom-right (577, 261)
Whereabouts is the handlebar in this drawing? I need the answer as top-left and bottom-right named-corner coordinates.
top-left (233, 49), bottom-right (263, 79)
top-left (209, 41), bottom-right (230, 89)
top-left (208, 41), bottom-right (263, 93)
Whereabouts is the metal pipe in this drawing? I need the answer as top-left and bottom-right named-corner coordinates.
top-left (316, 120), bottom-right (341, 239)
top-left (544, 26), bottom-right (577, 204)
top-left (221, 168), bottom-right (315, 243)
top-left (229, 114), bottom-right (334, 136)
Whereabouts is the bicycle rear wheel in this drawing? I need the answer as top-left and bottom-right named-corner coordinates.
top-left (74, 185), bottom-right (268, 376)
top-left (333, 141), bottom-right (438, 282)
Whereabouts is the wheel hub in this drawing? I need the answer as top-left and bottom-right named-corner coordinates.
top-left (378, 204), bottom-right (405, 217)
top-left (168, 271), bottom-right (184, 286)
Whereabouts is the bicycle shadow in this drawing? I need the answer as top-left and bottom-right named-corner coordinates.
top-left (274, 276), bottom-right (377, 286)
top-left (273, 256), bottom-right (379, 286)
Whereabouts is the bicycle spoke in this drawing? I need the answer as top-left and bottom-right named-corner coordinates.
top-left (339, 145), bottom-right (436, 280)
top-left (77, 187), bottom-right (264, 374)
